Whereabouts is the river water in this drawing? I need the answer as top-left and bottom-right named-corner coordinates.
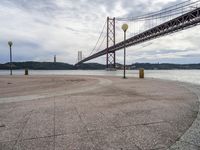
top-left (0, 70), bottom-right (200, 85)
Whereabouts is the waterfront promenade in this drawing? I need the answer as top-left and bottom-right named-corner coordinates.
top-left (0, 75), bottom-right (199, 150)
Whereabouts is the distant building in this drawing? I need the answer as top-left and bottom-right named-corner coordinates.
top-left (54, 55), bottom-right (56, 63)
top-left (78, 51), bottom-right (82, 63)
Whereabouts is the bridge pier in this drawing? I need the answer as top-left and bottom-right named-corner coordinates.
top-left (106, 17), bottom-right (116, 70)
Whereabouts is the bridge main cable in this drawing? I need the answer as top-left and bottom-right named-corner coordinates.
top-left (116, 0), bottom-right (199, 21)
top-left (89, 20), bottom-right (107, 57)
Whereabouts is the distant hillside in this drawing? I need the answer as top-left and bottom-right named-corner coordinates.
top-left (130, 63), bottom-right (200, 70)
top-left (1, 61), bottom-right (200, 70)
top-left (75, 63), bottom-right (105, 70)
top-left (0, 62), bottom-right (105, 70)
top-left (0, 61), bottom-right (74, 70)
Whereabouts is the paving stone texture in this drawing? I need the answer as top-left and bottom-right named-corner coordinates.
top-left (0, 75), bottom-right (199, 150)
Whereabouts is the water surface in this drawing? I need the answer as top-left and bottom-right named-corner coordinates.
top-left (0, 70), bottom-right (200, 85)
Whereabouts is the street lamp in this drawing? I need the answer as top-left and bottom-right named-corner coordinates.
top-left (121, 24), bottom-right (128, 79)
top-left (8, 41), bottom-right (13, 75)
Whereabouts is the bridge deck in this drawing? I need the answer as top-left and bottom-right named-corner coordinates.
top-left (76, 7), bottom-right (200, 65)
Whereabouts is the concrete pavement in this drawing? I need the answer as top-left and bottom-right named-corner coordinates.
top-left (0, 75), bottom-right (199, 150)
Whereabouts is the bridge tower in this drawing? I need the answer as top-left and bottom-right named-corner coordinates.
top-left (106, 17), bottom-right (116, 70)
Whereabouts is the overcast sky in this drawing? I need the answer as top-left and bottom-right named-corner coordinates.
top-left (0, 0), bottom-right (200, 64)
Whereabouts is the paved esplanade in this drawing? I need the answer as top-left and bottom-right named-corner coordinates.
top-left (0, 75), bottom-right (199, 150)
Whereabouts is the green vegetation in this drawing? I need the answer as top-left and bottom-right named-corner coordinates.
top-left (131, 63), bottom-right (200, 70)
top-left (0, 61), bottom-right (74, 70)
top-left (75, 63), bottom-right (105, 70)
top-left (0, 62), bottom-right (104, 70)
top-left (1, 61), bottom-right (200, 70)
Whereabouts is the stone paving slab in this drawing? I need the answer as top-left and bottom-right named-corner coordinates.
top-left (0, 76), bottom-right (199, 150)
top-left (88, 127), bottom-right (141, 150)
top-left (55, 133), bottom-right (95, 150)
top-left (55, 108), bottom-right (86, 135)
top-left (169, 141), bottom-right (200, 150)
top-left (21, 111), bottom-right (54, 139)
top-left (168, 84), bottom-right (200, 150)
top-left (0, 141), bottom-right (16, 150)
top-left (14, 137), bottom-right (54, 150)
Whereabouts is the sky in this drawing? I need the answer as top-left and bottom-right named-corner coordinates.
top-left (0, 0), bottom-right (200, 64)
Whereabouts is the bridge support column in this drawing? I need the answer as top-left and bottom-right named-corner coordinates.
top-left (106, 17), bottom-right (116, 71)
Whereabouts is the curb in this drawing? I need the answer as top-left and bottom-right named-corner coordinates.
top-left (168, 83), bottom-right (200, 150)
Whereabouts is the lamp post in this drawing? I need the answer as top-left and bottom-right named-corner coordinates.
top-left (8, 41), bottom-right (13, 75)
top-left (121, 24), bottom-right (128, 79)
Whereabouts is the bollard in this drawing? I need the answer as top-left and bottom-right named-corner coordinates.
top-left (139, 68), bottom-right (144, 78)
top-left (25, 68), bottom-right (28, 75)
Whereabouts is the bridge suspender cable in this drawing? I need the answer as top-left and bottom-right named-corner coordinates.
top-left (89, 20), bottom-right (107, 56)
top-left (96, 35), bottom-right (107, 53)
top-left (116, 0), bottom-right (200, 21)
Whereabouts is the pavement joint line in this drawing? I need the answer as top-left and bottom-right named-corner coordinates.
top-left (0, 104), bottom-right (18, 124)
top-left (0, 139), bottom-right (17, 144)
top-left (0, 120), bottom-right (172, 145)
top-left (114, 120), bottom-right (167, 129)
top-left (179, 140), bottom-right (200, 148)
top-left (73, 105), bottom-right (99, 149)
top-left (168, 83), bottom-right (200, 149)
top-left (74, 106), bottom-right (90, 133)
top-left (77, 121), bottom-right (168, 133)
top-left (134, 144), bottom-right (143, 150)
top-left (149, 147), bottom-right (166, 150)
top-left (116, 124), bottom-right (143, 150)
top-left (0, 131), bottom-right (85, 144)
top-left (53, 96), bottom-right (56, 150)
top-left (81, 97), bottom-right (117, 148)
top-left (12, 110), bottom-right (33, 150)
top-left (108, 120), bottom-right (168, 150)
top-left (0, 124), bottom-right (5, 128)
top-left (71, 94), bottom-right (104, 149)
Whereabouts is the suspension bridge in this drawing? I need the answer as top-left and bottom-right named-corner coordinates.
top-left (75, 0), bottom-right (200, 69)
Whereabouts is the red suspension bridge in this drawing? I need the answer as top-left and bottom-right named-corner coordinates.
top-left (75, 0), bottom-right (200, 70)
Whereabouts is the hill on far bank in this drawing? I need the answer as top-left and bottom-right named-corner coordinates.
top-left (0, 61), bottom-right (74, 70)
top-left (1, 61), bottom-right (200, 70)
top-left (0, 61), bottom-right (105, 70)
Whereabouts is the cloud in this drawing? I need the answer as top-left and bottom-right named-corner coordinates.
top-left (0, 0), bottom-right (200, 64)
